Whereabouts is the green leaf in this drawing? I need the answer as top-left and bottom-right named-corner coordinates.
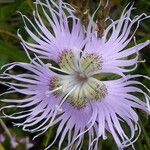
top-left (26, 0), bottom-right (33, 9)
top-left (139, 117), bottom-right (150, 150)
top-left (0, 144), bottom-right (5, 150)
top-left (44, 126), bottom-right (55, 147)
top-left (0, 41), bottom-right (28, 62)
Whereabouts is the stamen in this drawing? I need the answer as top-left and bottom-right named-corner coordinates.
top-left (85, 78), bottom-right (107, 101)
top-left (45, 86), bottom-right (62, 97)
top-left (58, 50), bottom-right (78, 73)
top-left (68, 85), bottom-right (87, 108)
top-left (49, 49), bottom-right (107, 109)
top-left (46, 63), bottom-right (69, 74)
top-left (48, 86), bottom-right (77, 125)
top-left (80, 53), bottom-right (103, 75)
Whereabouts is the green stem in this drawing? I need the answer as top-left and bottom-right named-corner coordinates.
top-left (26, 0), bottom-right (33, 10)
top-left (44, 126), bottom-right (54, 147)
top-left (0, 119), bottom-right (12, 140)
top-left (142, 63), bottom-right (150, 75)
top-left (0, 29), bottom-right (19, 40)
top-left (139, 118), bottom-right (150, 149)
top-left (0, 119), bottom-right (18, 148)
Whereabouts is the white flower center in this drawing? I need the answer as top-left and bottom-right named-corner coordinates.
top-left (50, 49), bottom-right (107, 108)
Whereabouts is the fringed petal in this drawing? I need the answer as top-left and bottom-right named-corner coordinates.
top-left (83, 4), bottom-right (150, 76)
top-left (18, 0), bottom-right (85, 62)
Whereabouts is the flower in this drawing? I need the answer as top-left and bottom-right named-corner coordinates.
top-left (18, 1), bottom-right (150, 77)
top-left (0, 134), bottom-right (5, 143)
top-left (19, 137), bottom-right (34, 150)
top-left (0, 0), bottom-right (150, 150)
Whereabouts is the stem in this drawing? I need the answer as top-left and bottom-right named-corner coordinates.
top-left (0, 119), bottom-right (18, 148)
top-left (26, 0), bottom-right (33, 9)
top-left (98, 138), bottom-right (103, 150)
top-left (0, 29), bottom-right (19, 40)
top-left (97, 0), bottom-right (111, 38)
top-left (44, 126), bottom-right (54, 147)
top-left (139, 118), bottom-right (150, 149)
top-left (97, 0), bottom-right (104, 37)
top-left (0, 119), bottom-right (13, 140)
top-left (69, 0), bottom-right (90, 28)
top-left (142, 63), bottom-right (150, 75)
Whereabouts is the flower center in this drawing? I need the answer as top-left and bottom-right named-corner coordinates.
top-left (50, 49), bottom-right (107, 109)
top-left (75, 72), bottom-right (87, 82)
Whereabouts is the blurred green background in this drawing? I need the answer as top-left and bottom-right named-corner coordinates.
top-left (0, 0), bottom-right (150, 150)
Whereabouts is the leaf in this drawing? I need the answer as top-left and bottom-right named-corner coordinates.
top-left (26, 0), bottom-right (33, 9)
top-left (0, 144), bottom-right (5, 150)
top-left (0, 41), bottom-right (28, 62)
top-left (112, 0), bottom-right (124, 4)
top-left (44, 126), bottom-right (55, 147)
top-left (139, 118), bottom-right (150, 150)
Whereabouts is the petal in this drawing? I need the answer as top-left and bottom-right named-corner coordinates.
top-left (83, 5), bottom-right (150, 76)
top-left (19, 0), bottom-right (86, 62)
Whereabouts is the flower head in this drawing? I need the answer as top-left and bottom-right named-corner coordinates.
top-left (18, 1), bottom-right (150, 77)
top-left (0, 0), bottom-right (150, 150)
top-left (0, 134), bottom-right (5, 143)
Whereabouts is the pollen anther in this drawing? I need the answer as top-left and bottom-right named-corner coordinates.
top-left (50, 50), bottom-right (107, 108)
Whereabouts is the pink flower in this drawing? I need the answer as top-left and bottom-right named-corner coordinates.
top-left (1, 0), bottom-right (150, 150)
